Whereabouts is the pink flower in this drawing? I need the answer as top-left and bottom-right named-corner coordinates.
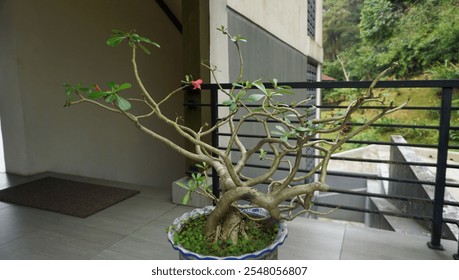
top-left (191, 79), bottom-right (203, 90)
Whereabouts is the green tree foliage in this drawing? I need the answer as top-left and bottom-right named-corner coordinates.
top-left (323, 0), bottom-right (363, 60)
top-left (323, 0), bottom-right (459, 80)
top-left (360, 0), bottom-right (399, 43)
top-left (323, 0), bottom-right (363, 80)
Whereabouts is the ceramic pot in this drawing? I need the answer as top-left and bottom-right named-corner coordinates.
top-left (167, 206), bottom-right (288, 260)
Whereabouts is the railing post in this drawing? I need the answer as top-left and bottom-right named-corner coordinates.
top-left (428, 87), bottom-right (453, 250)
top-left (210, 85), bottom-right (220, 201)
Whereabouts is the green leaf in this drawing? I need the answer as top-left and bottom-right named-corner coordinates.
top-left (275, 125), bottom-right (286, 133)
top-left (105, 94), bottom-right (116, 103)
top-left (223, 99), bottom-right (238, 112)
top-left (295, 126), bottom-right (309, 132)
top-left (88, 91), bottom-right (109, 99)
top-left (283, 116), bottom-right (291, 124)
top-left (195, 162), bottom-right (208, 170)
top-left (111, 29), bottom-right (126, 35)
top-left (63, 83), bottom-right (74, 96)
top-left (232, 82), bottom-right (245, 88)
top-left (114, 95), bottom-right (131, 111)
top-left (235, 90), bottom-right (246, 99)
top-left (270, 130), bottom-right (284, 136)
top-left (280, 135), bottom-right (288, 142)
top-left (79, 87), bottom-right (91, 93)
top-left (229, 102), bottom-right (238, 112)
top-left (130, 33), bottom-right (140, 42)
top-left (176, 181), bottom-right (190, 190)
top-left (107, 81), bottom-right (117, 89)
top-left (191, 173), bottom-right (201, 181)
top-left (259, 148), bottom-right (267, 160)
top-left (106, 35), bottom-right (127, 47)
top-left (139, 36), bottom-right (160, 48)
top-left (252, 80), bottom-right (267, 95)
top-left (181, 191), bottom-right (191, 205)
top-left (137, 43), bottom-right (151, 55)
top-left (231, 34), bottom-right (247, 43)
top-left (118, 83), bottom-right (132, 91)
top-left (222, 100), bottom-right (234, 106)
top-left (247, 94), bottom-right (265, 102)
top-left (276, 86), bottom-right (294, 95)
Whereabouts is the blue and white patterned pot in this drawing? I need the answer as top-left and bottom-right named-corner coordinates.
top-left (167, 206), bottom-right (288, 260)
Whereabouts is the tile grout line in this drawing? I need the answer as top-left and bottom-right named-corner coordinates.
top-left (96, 204), bottom-right (182, 260)
top-left (338, 224), bottom-right (347, 260)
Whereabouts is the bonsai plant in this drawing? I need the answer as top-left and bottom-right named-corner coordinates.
top-left (63, 27), bottom-right (405, 259)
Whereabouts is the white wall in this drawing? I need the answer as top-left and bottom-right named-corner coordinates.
top-left (0, 0), bottom-right (185, 187)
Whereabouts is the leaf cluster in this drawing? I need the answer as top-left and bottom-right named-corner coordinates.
top-left (63, 82), bottom-right (133, 111)
top-left (106, 29), bottom-right (160, 54)
top-left (222, 79), bottom-right (293, 112)
top-left (176, 162), bottom-right (212, 205)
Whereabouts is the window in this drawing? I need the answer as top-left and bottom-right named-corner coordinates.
top-left (307, 61), bottom-right (318, 82)
top-left (304, 61), bottom-right (318, 183)
top-left (307, 0), bottom-right (316, 39)
top-left (307, 61), bottom-right (318, 103)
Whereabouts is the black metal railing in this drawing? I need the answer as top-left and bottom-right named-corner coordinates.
top-left (197, 79), bottom-right (459, 259)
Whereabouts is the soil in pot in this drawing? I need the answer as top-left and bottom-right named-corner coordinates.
top-left (172, 213), bottom-right (279, 258)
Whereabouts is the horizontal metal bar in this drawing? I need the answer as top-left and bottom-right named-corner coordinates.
top-left (312, 202), bottom-right (459, 225)
top-left (318, 105), bottom-right (447, 111)
top-left (238, 161), bottom-right (459, 189)
top-left (312, 201), bottom-right (433, 222)
top-left (326, 188), bottom-right (459, 207)
top-left (218, 133), bottom-right (459, 150)
top-left (219, 146), bottom-right (443, 168)
top-left (217, 132), bottom-right (442, 148)
top-left (349, 122), bottom-right (439, 130)
top-left (327, 187), bottom-right (432, 204)
top-left (201, 80), bottom-right (459, 90)
top-left (185, 102), bottom-right (459, 112)
top-left (226, 117), bottom-right (441, 130)
top-left (223, 147), bottom-right (459, 175)
top-left (240, 162), bottom-right (437, 186)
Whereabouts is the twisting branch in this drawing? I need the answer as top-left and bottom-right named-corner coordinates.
top-left (64, 28), bottom-right (407, 247)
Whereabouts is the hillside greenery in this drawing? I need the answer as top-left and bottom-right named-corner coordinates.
top-left (323, 0), bottom-right (459, 80)
top-left (322, 0), bottom-right (459, 151)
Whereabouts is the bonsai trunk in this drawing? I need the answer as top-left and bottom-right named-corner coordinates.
top-left (204, 190), bottom-right (246, 245)
top-left (204, 181), bottom-right (278, 245)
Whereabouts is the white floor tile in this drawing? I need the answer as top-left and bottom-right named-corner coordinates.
top-left (0, 172), bottom-right (456, 260)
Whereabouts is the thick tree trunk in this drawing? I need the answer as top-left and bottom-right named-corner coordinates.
top-left (204, 185), bottom-right (259, 244)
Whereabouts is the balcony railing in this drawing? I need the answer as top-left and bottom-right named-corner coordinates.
top-left (195, 79), bottom-right (459, 259)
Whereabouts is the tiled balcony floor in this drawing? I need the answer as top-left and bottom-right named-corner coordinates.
top-left (0, 172), bottom-right (457, 260)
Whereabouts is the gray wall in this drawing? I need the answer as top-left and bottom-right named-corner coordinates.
top-left (313, 174), bottom-right (368, 222)
top-left (228, 8), bottom-right (314, 82)
top-left (388, 135), bottom-right (455, 239)
top-left (0, 0), bottom-right (185, 187)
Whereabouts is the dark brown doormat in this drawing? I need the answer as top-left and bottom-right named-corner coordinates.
top-left (0, 177), bottom-right (140, 218)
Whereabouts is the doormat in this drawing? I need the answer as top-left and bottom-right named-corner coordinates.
top-left (0, 177), bottom-right (140, 218)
